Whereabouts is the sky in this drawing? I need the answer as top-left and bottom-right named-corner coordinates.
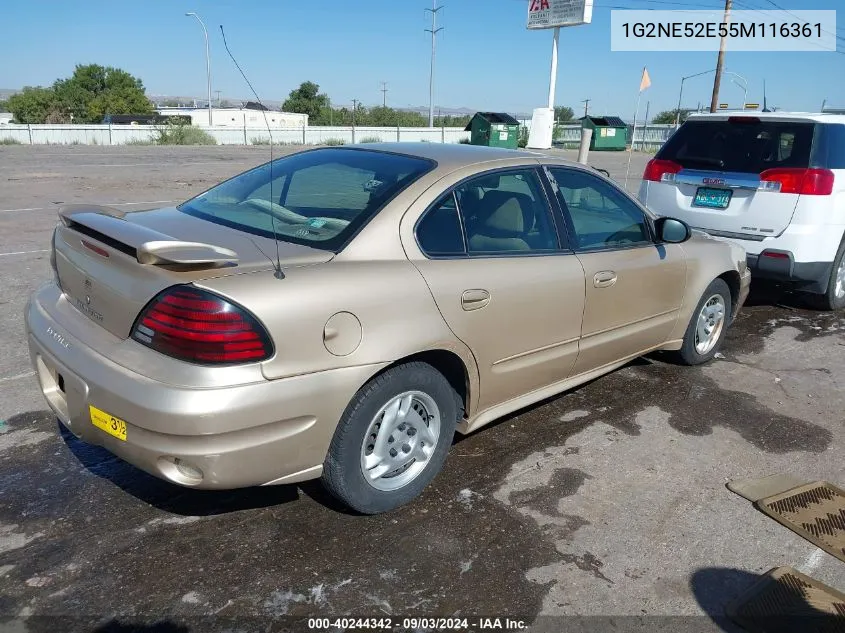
top-left (2, 0), bottom-right (844, 118)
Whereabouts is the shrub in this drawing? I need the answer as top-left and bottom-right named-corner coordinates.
top-left (458, 137), bottom-right (471, 144)
top-left (125, 138), bottom-right (155, 146)
top-left (518, 126), bottom-right (529, 148)
top-left (359, 136), bottom-right (382, 143)
top-left (0, 137), bottom-right (21, 145)
top-left (323, 138), bottom-right (345, 146)
top-left (154, 121), bottom-right (217, 145)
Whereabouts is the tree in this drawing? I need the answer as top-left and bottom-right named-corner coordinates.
top-left (7, 87), bottom-right (61, 124)
top-left (53, 64), bottom-right (152, 123)
top-left (282, 81), bottom-right (329, 120)
top-left (554, 106), bottom-right (575, 122)
top-left (653, 109), bottom-right (692, 125)
top-left (0, 99), bottom-right (8, 112)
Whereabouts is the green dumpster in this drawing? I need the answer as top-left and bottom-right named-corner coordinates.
top-left (580, 116), bottom-right (628, 151)
top-left (465, 112), bottom-right (520, 149)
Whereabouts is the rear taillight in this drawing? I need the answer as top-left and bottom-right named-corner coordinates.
top-left (131, 286), bottom-right (273, 365)
top-left (644, 159), bottom-right (682, 183)
top-left (759, 168), bottom-right (835, 196)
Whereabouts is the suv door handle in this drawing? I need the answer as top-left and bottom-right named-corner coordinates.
top-left (593, 271), bottom-right (618, 288)
top-left (461, 289), bottom-right (491, 311)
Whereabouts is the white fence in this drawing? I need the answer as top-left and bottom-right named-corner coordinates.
top-left (556, 124), bottom-right (677, 152)
top-left (0, 123), bottom-right (679, 151)
top-left (0, 124), bottom-right (470, 146)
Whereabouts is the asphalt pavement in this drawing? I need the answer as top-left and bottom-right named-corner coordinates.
top-left (0, 145), bottom-right (842, 633)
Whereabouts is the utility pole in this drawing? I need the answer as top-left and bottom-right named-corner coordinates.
top-left (425, 0), bottom-right (444, 128)
top-left (380, 81), bottom-right (388, 108)
top-left (581, 99), bottom-right (591, 118)
top-left (710, 0), bottom-right (733, 113)
top-left (352, 99), bottom-right (359, 127)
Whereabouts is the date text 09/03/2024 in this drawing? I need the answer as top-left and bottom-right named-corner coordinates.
top-left (307, 617), bottom-right (528, 631)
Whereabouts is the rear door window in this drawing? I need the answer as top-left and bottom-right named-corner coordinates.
top-left (658, 120), bottom-right (815, 174)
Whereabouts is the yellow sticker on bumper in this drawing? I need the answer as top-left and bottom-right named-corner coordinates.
top-left (89, 405), bottom-right (127, 441)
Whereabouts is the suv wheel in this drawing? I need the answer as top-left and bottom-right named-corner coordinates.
top-left (674, 278), bottom-right (732, 366)
top-left (321, 362), bottom-right (460, 514)
top-left (811, 240), bottom-right (845, 311)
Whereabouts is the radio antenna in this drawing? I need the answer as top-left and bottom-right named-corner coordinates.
top-left (219, 24), bottom-right (284, 279)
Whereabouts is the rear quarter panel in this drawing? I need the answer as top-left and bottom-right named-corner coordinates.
top-left (198, 260), bottom-right (479, 403)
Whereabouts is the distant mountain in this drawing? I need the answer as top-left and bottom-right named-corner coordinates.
top-left (147, 94), bottom-right (530, 118)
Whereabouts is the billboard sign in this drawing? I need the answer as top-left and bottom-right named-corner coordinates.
top-left (527, 0), bottom-right (594, 29)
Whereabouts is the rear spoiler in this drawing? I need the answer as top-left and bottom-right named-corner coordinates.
top-left (58, 205), bottom-right (239, 267)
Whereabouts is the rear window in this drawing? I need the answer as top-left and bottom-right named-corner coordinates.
top-left (658, 119), bottom-right (815, 174)
top-left (178, 148), bottom-right (435, 252)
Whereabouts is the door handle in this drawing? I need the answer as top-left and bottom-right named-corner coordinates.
top-left (461, 289), bottom-right (491, 311)
top-left (593, 271), bottom-right (618, 289)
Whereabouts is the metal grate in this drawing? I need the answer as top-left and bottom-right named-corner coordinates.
top-left (756, 482), bottom-right (845, 563)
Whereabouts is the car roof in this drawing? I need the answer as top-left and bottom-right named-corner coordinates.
top-left (337, 142), bottom-right (559, 170)
top-left (686, 111), bottom-right (845, 124)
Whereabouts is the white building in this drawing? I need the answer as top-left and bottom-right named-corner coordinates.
top-left (155, 107), bottom-right (308, 128)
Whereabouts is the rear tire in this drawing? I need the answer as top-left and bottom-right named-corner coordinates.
top-left (321, 362), bottom-right (460, 514)
top-left (809, 241), bottom-right (845, 311)
top-left (673, 278), bottom-right (732, 366)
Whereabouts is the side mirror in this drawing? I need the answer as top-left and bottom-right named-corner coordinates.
top-left (655, 217), bottom-right (691, 244)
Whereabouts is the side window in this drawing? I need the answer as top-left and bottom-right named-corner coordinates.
top-left (549, 168), bottom-right (651, 251)
top-left (457, 170), bottom-right (559, 255)
top-left (416, 192), bottom-right (466, 257)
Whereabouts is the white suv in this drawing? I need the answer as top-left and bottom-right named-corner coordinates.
top-left (638, 112), bottom-right (845, 310)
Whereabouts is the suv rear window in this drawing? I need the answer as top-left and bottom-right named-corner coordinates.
top-left (658, 119), bottom-right (815, 174)
top-left (179, 148), bottom-right (434, 252)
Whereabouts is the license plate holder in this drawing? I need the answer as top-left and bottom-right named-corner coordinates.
top-left (693, 187), bottom-right (733, 209)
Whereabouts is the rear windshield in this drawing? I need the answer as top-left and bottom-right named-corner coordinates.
top-left (179, 148), bottom-right (435, 252)
top-left (658, 119), bottom-right (815, 174)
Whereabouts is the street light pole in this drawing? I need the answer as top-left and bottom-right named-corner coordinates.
top-left (676, 68), bottom-right (719, 126)
top-left (725, 71), bottom-right (748, 109)
top-left (186, 12), bottom-right (212, 126)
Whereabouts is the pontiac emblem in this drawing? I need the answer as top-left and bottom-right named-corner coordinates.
top-left (703, 178), bottom-right (726, 186)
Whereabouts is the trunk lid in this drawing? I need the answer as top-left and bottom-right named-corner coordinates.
top-left (643, 117), bottom-right (818, 239)
top-left (54, 205), bottom-right (333, 338)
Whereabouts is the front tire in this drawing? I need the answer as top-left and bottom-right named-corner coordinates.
top-left (321, 362), bottom-right (460, 514)
top-left (674, 278), bottom-right (732, 366)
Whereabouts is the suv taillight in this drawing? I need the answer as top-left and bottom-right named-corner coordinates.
top-left (131, 286), bottom-right (273, 365)
top-left (644, 159), bottom-right (683, 183)
top-left (759, 168), bottom-right (835, 196)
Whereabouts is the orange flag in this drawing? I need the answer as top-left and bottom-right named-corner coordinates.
top-left (640, 68), bottom-right (652, 93)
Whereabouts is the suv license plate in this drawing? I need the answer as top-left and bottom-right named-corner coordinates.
top-left (693, 187), bottom-right (733, 209)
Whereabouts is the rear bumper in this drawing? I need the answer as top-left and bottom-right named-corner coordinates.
top-left (25, 283), bottom-right (385, 490)
top-left (747, 252), bottom-right (832, 294)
